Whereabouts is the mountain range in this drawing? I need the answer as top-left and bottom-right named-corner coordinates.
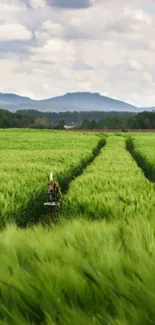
top-left (0, 92), bottom-right (154, 112)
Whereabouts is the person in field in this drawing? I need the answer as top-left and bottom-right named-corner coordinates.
top-left (47, 172), bottom-right (62, 208)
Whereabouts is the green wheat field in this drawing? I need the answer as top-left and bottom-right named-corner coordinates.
top-left (0, 129), bottom-right (155, 325)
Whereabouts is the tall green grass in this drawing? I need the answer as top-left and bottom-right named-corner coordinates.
top-left (127, 135), bottom-right (155, 182)
top-left (0, 217), bottom-right (155, 325)
top-left (0, 129), bottom-right (101, 228)
top-left (0, 132), bottom-right (155, 324)
top-left (61, 136), bottom-right (155, 222)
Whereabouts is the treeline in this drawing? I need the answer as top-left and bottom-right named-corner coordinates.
top-left (0, 109), bottom-right (65, 129)
top-left (0, 108), bottom-right (155, 130)
top-left (0, 109), bottom-right (34, 128)
top-left (17, 109), bottom-right (132, 125)
top-left (81, 111), bottom-right (155, 130)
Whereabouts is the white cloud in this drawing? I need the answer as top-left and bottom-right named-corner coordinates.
top-left (35, 21), bottom-right (65, 39)
top-left (0, 2), bottom-right (26, 13)
top-left (0, 0), bottom-right (155, 106)
top-left (30, 0), bottom-right (45, 8)
top-left (127, 59), bottom-right (143, 71)
top-left (0, 1), bottom-right (27, 23)
top-left (0, 23), bottom-right (32, 41)
top-left (30, 39), bottom-right (75, 67)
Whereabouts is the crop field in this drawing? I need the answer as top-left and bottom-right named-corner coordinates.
top-left (62, 135), bottom-right (155, 221)
top-left (0, 129), bottom-right (155, 324)
top-left (0, 129), bottom-right (102, 227)
top-left (127, 135), bottom-right (155, 182)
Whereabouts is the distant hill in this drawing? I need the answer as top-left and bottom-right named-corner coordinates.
top-left (0, 91), bottom-right (154, 112)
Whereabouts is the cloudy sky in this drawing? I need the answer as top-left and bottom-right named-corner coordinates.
top-left (0, 0), bottom-right (155, 107)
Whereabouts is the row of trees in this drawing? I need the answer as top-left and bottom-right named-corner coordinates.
top-left (0, 109), bottom-right (65, 129)
top-left (18, 109), bottom-right (133, 126)
top-left (1, 108), bottom-right (155, 130)
top-left (81, 112), bottom-right (155, 130)
top-left (0, 110), bottom-right (35, 128)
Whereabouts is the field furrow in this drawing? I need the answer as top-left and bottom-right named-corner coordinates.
top-left (1, 131), bottom-right (155, 325)
top-left (0, 129), bottom-right (102, 228)
top-left (127, 135), bottom-right (155, 183)
top-left (62, 136), bottom-right (155, 221)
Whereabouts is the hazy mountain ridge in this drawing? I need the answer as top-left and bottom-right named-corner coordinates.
top-left (0, 92), bottom-right (154, 112)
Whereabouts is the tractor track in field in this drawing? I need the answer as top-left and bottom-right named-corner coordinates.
top-left (61, 137), bottom-right (106, 195)
top-left (17, 137), bottom-right (106, 228)
top-left (126, 138), bottom-right (155, 184)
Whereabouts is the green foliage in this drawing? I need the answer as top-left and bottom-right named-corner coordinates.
top-left (80, 111), bottom-right (155, 130)
top-left (2, 108), bottom-right (155, 130)
top-left (0, 131), bottom-right (155, 324)
top-left (61, 136), bottom-right (155, 221)
top-left (0, 129), bottom-right (100, 228)
top-left (134, 111), bottom-right (155, 129)
top-left (18, 109), bottom-right (135, 127)
top-left (0, 217), bottom-right (155, 325)
top-left (127, 135), bottom-right (155, 182)
top-left (0, 109), bottom-right (35, 128)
